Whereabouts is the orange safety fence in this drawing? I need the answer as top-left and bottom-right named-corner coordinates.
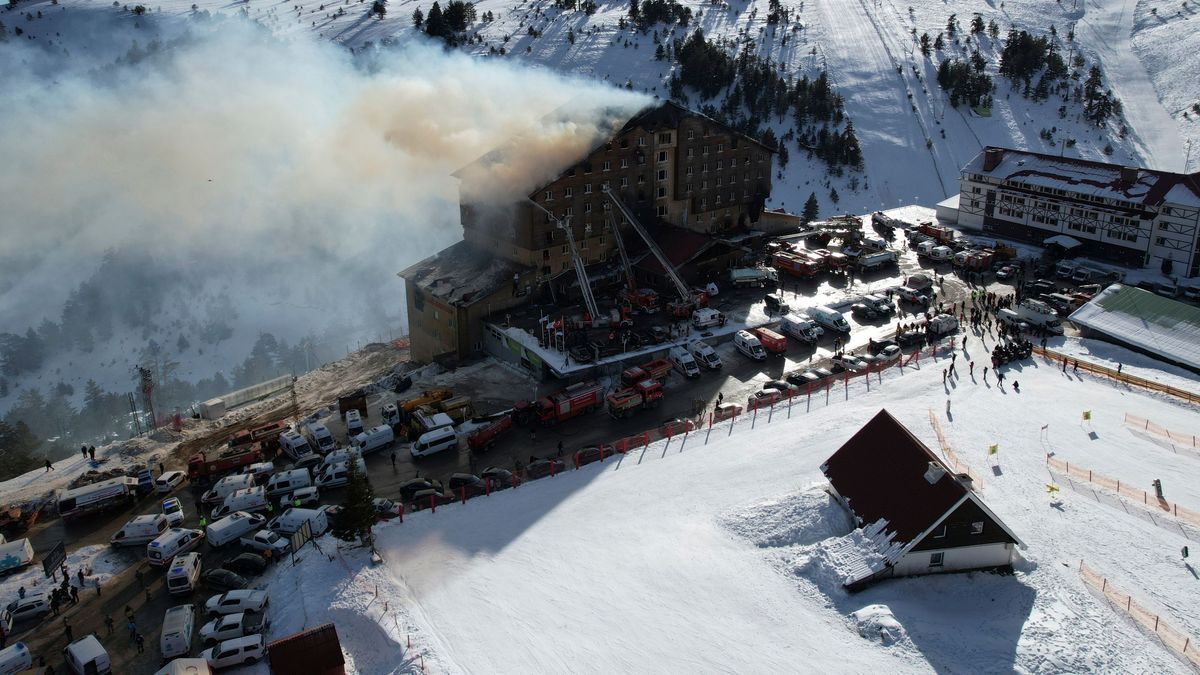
top-left (1034, 347), bottom-right (1200, 407)
top-left (927, 410), bottom-right (984, 489)
top-left (1124, 413), bottom-right (1199, 449)
top-left (1079, 560), bottom-right (1200, 668)
top-left (1045, 454), bottom-right (1200, 529)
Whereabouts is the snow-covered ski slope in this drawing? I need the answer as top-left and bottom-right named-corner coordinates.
top-left (255, 347), bottom-right (1200, 673)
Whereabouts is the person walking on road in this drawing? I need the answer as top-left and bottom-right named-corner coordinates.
top-left (390, 450), bottom-right (396, 469)
top-left (135, 633), bottom-right (145, 654)
top-left (942, 369), bottom-right (947, 384)
top-left (76, 569), bottom-right (84, 588)
top-left (1073, 359), bottom-right (1079, 373)
top-left (135, 568), bottom-right (144, 589)
top-left (104, 615), bottom-right (114, 636)
top-left (69, 586), bottom-right (78, 605)
top-left (88, 447), bottom-right (95, 461)
top-left (44, 459), bottom-right (54, 472)
top-left (1117, 363), bottom-right (1123, 375)
top-left (81, 445), bottom-right (88, 460)
top-left (63, 620), bottom-right (73, 644)
top-left (127, 619), bottom-right (137, 643)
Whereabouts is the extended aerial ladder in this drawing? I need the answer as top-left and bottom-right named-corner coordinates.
top-left (601, 185), bottom-right (704, 316)
top-left (603, 207), bottom-right (659, 312)
top-left (528, 198), bottom-right (600, 320)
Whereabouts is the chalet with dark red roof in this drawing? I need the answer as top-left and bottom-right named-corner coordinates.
top-left (821, 409), bottom-right (1023, 589)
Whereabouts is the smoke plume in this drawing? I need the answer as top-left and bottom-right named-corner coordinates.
top-left (0, 14), bottom-right (649, 357)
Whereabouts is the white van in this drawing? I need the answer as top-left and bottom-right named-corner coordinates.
top-left (148, 529), bottom-right (205, 567)
top-left (265, 469), bottom-right (312, 499)
top-left (161, 604), bottom-right (196, 660)
top-left (344, 409), bottom-right (364, 437)
top-left (206, 512), bottom-right (266, 548)
top-left (278, 430), bottom-right (312, 460)
top-left (690, 308), bottom-right (725, 329)
top-left (153, 658), bottom-right (212, 675)
top-left (111, 513), bottom-right (169, 548)
top-left (201, 635), bottom-right (265, 670)
top-left (810, 306), bottom-right (851, 333)
top-left (266, 507), bottom-right (329, 537)
top-left (411, 426), bottom-right (459, 459)
top-left (320, 448), bottom-right (360, 472)
top-left (166, 553), bottom-right (202, 596)
top-left (915, 240), bottom-right (936, 256)
top-left (688, 341), bottom-right (723, 370)
top-left (0, 643), bottom-right (32, 675)
top-left (211, 488), bottom-right (269, 520)
top-left (1055, 260), bottom-right (1079, 278)
top-left (779, 313), bottom-right (823, 343)
top-left (351, 425), bottom-right (395, 455)
top-left (162, 497), bottom-right (186, 527)
top-left (668, 346), bottom-right (700, 378)
top-left (63, 635), bottom-right (110, 675)
top-left (316, 458), bottom-right (367, 489)
top-left (304, 422), bottom-right (336, 454)
top-left (733, 330), bottom-right (767, 361)
top-left (201, 475), bottom-right (256, 507)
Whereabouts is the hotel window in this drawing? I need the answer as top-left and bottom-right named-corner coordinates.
top-left (687, 148), bottom-right (694, 159)
top-left (685, 183), bottom-right (693, 193)
top-left (686, 167), bottom-right (693, 177)
top-left (620, 177), bottom-right (629, 188)
top-left (602, 161), bottom-right (611, 172)
top-left (658, 151), bottom-right (667, 163)
top-left (687, 130), bottom-right (695, 140)
top-left (544, 190), bottom-right (553, 201)
top-left (564, 187), bottom-right (573, 198)
top-left (703, 145), bottom-right (710, 155)
top-left (657, 187), bottom-right (666, 198)
top-left (564, 207), bottom-right (573, 216)
top-left (584, 202), bottom-right (592, 213)
top-left (638, 136), bottom-right (646, 146)
top-left (717, 143), bottom-right (724, 152)
top-left (584, 183), bottom-right (592, 194)
top-left (658, 169), bottom-right (666, 181)
top-left (657, 132), bottom-right (672, 144)
top-left (620, 158), bottom-right (629, 169)
top-left (657, 205), bottom-right (668, 216)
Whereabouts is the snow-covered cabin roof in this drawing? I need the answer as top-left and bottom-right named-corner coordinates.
top-left (398, 241), bottom-right (527, 307)
top-left (1069, 284), bottom-right (1200, 372)
top-left (962, 147), bottom-right (1200, 208)
top-left (820, 410), bottom-right (1021, 548)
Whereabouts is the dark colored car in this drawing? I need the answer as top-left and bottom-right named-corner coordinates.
top-left (868, 339), bottom-right (897, 355)
top-left (850, 303), bottom-right (879, 319)
top-left (407, 489), bottom-right (455, 511)
top-left (526, 458), bottom-right (567, 480)
top-left (481, 467), bottom-right (518, 490)
top-left (399, 478), bottom-right (443, 503)
top-left (896, 331), bottom-right (925, 347)
top-left (575, 445), bottom-right (613, 467)
top-left (447, 473), bottom-right (488, 497)
top-left (222, 553), bottom-right (268, 577)
top-left (785, 370), bottom-right (821, 388)
top-left (203, 569), bottom-right (248, 592)
top-left (290, 454), bottom-right (322, 474)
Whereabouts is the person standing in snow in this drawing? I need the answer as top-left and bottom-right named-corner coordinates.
top-left (946, 399), bottom-right (951, 415)
top-left (1013, 381), bottom-right (1020, 393)
top-left (44, 459), bottom-right (54, 472)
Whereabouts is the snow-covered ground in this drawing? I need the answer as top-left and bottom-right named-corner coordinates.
top-left (248, 348), bottom-right (1200, 673)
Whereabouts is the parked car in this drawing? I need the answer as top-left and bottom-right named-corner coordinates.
top-left (407, 489), bottom-right (454, 511)
top-left (763, 380), bottom-right (801, 395)
top-left (222, 553), bottom-right (268, 577)
top-left (289, 453), bottom-right (323, 474)
top-left (785, 371), bottom-right (822, 388)
top-left (526, 458), bottom-right (567, 479)
top-left (747, 389), bottom-right (783, 408)
top-left (199, 612), bottom-right (266, 647)
top-left (995, 265), bottom-right (1016, 280)
top-left (850, 303), bottom-right (879, 319)
top-left (155, 471), bottom-right (186, 494)
top-left (398, 479), bottom-right (443, 503)
top-left (658, 418), bottom-right (697, 437)
top-left (877, 344), bottom-right (903, 362)
top-left (4, 592), bottom-right (50, 627)
top-left (575, 445), bottom-right (613, 467)
top-left (202, 634), bottom-right (266, 670)
top-left (712, 403), bottom-right (743, 422)
top-left (205, 590), bottom-right (269, 617)
top-left (812, 367), bottom-right (834, 379)
top-left (285, 486), bottom-right (321, 508)
top-left (481, 467), bottom-right (518, 490)
top-left (446, 473), bottom-right (487, 497)
top-left (373, 498), bottom-right (402, 520)
top-left (831, 354), bottom-right (867, 371)
top-left (202, 570), bottom-right (248, 593)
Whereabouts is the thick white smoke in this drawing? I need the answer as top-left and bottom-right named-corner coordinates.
top-left (0, 14), bottom-right (649, 353)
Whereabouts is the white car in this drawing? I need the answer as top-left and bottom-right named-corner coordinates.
top-left (286, 486), bottom-right (321, 508)
top-left (205, 589), bottom-right (269, 617)
top-left (203, 634), bottom-right (266, 669)
top-left (878, 344), bottom-right (903, 362)
top-left (161, 497), bottom-right (185, 527)
top-left (155, 470), bottom-right (186, 493)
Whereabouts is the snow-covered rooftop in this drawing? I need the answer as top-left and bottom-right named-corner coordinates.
top-left (963, 147), bottom-right (1200, 208)
top-left (1069, 284), bottom-right (1200, 372)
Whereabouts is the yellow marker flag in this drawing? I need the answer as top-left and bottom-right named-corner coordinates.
top-left (988, 444), bottom-right (999, 456)
top-left (1082, 410), bottom-right (1092, 421)
top-left (1045, 483), bottom-right (1060, 494)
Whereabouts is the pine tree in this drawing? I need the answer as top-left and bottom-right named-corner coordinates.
top-left (332, 461), bottom-right (376, 546)
top-left (425, 1), bottom-right (447, 37)
top-left (0, 420), bottom-right (41, 480)
top-left (970, 14), bottom-right (984, 34)
top-left (934, 33), bottom-right (945, 51)
top-left (412, 6), bottom-right (423, 26)
top-left (919, 32), bottom-right (931, 56)
top-left (829, 187), bottom-right (840, 204)
top-left (802, 192), bottom-right (819, 223)
top-left (371, 0), bottom-right (386, 19)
